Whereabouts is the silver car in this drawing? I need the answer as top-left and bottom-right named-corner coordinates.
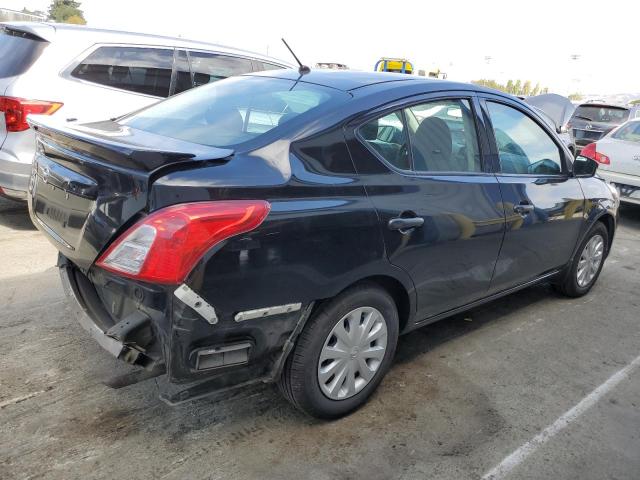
top-left (0, 22), bottom-right (291, 200)
top-left (582, 118), bottom-right (640, 205)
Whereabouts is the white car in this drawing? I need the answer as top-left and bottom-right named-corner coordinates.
top-left (580, 118), bottom-right (640, 205)
top-left (0, 22), bottom-right (291, 200)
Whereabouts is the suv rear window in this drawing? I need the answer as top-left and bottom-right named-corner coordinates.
top-left (573, 105), bottom-right (630, 124)
top-left (120, 76), bottom-right (348, 147)
top-left (70, 46), bottom-right (173, 97)
top-left (0, 27), bottom-right (48, 78)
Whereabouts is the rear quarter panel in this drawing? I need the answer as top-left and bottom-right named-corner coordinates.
top-left (150, 128), bottom-right (416, 381)
top-left (577, 175), bottom-right (618, 252)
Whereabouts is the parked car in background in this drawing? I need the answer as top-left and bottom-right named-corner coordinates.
top-left (530, 106), bottom-right (575, 154)
top-left (525, 93), bottom-right (576, 155)
top-left (27, 69), bottom-right (617, 419)
top-left (316, 62), bottom-right (349, 70)
top-left (568, 103), bottom-right (640, 155)
top-left (579, 119), bottom-right (640, 205)
top-left (0, 22), bottom-right (290, 200)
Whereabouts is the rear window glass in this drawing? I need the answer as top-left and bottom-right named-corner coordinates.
top-left (573, 105), bottom-right (630, 124)
top-left (120, 76), bottom-right (348, 147)
top-left (612, 122), bottom-right (640, 143)
top-left (0, 27), bottom-right (48, 78)
top-left (71, 46), bottom-right (173, 97)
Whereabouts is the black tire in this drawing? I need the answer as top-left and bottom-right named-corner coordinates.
top-left (278, 283), bottom-right (399, 419)
top-left (554, 222), bottom-right (608, 297)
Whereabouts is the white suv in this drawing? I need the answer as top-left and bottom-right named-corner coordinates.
top-left (0, 22), bottom-right (291, 200)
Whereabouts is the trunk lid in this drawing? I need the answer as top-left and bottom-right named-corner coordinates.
top-left (28, 118), bottom-right (233, 271)
top-left (598, 136), bottom-right (640, 177)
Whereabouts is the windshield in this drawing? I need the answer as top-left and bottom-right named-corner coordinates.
top-left (573, 105), bottom-right (630, 124)
top-left (0, 27), bottom-right (49, 79)
top-left (120, 76), bottom-right (349, 147)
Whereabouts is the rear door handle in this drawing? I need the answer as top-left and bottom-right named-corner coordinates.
top-left (513, 203), bottom-right (535, 215)
top-left (388, 216), bottom-right (424, 232)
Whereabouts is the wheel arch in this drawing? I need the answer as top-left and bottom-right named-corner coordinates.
top-left (596, 212), bottom-right (615, 256)
top-left (314, 273), bottom-right (416, 334)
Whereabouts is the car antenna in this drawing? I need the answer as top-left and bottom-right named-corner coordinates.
top-left (281, 38), bottom-right (310, 75)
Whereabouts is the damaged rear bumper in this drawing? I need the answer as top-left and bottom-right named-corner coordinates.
top-left (60, 261), bottom-right (140, 361)
top-left (58, 255), bottom-right (313, 404)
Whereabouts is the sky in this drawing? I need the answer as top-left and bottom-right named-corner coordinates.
top-left (4, 0), bottom-right (639, 95)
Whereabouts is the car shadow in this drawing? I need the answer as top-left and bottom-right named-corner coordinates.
top-left (149, 283), bottom-right (556, 418)
top-left (0, 197), bottom-right (36, 231)
top-left (394, 283), bottom-right (553, 366)
top-left (619, 203), bottom-right (640, 231)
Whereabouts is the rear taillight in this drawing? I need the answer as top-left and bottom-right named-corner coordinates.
top-left (0, 96), bottom-right (63, 132)
top-left (96, 200), bottom-right (271, 284)
top-left (579, 142), bottom-right (610, 165)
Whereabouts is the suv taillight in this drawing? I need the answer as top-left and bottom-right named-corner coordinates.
top-left (96, 201), bottom-right (271, 284)
top-left (579, 142), bottom-right (610, 165)
top-left (0, 96), bottom-right (63, 132)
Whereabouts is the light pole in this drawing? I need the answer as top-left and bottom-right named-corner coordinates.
top-left (569, 54), bottom-right (581, 97)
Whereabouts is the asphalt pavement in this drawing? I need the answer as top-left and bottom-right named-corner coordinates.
top-left (1, 196), bottom-right (639, 480)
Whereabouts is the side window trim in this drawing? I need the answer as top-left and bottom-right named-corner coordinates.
top-left (169, 48), bottom-right (180, 96)
top-left (479, 95), bottom-right (570, 177)
top-left (354, 92), bottom-right (491, 176)
top-left (400, 108), bottom-right (415, 171)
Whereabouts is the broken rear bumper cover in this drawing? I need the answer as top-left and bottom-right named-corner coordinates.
top-left (60, 263), bottom-right (126, 359)
top-left (58, 255), bottom-right (313, 405)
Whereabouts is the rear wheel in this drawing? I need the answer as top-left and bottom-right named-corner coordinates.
top-left (278, 283), bottom-right (399, 419)
top-left (554, 222), bottom-right (608, 297)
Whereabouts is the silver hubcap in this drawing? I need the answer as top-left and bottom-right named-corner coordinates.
top-left (318, 306), bottom-right (388, 400)
top-left (577, 234), bottom-right (604, 287)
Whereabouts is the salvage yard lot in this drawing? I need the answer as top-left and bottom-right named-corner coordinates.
top-left (1, 197), bottom-right (639, 480)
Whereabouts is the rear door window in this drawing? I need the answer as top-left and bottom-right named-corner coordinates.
top-left (70, 46), bottom-right (173, 97)
top-left (405, 99), bottom-right (481, 173)
top-left (0, 27), bottom-right (48, 78)
top-left (360, 112), bottom-right (410, 170)
top-left (187, 51), bottom-right (254, 86)
top-left (487, 101), bottom-right (563, 175)
top-left (358, 98), bottom-right (481, 173)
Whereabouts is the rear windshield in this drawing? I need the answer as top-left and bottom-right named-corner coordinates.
top-left (120, 76), bottom-right (348, 147)
top-left (612, 122), bottom-right (640, 143)
top-left (0, 27), bottom-right (48, 78)
top-left (573, 105), bottom-right (630, 124)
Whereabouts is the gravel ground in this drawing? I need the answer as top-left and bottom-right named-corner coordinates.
top-left (1, 196), bottom-right (639, 480)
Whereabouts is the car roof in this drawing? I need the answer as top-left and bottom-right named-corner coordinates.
top-left (1, 21), bottom-right (292, 66)
top-left (249, 68), bottom-right (487, 93)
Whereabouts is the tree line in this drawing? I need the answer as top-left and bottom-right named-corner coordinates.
top-left (472, 79), bottom-right (549, 96)
top-left (22, 0), bottom-right (86, 24)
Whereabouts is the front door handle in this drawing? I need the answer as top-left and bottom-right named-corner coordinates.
top-left (513, 203), bottom-right (535, 215)
top-left (388, 216), bottom-right (424, 232)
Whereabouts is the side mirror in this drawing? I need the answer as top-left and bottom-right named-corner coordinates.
top-left (573, 155), bottom-right (599, 177)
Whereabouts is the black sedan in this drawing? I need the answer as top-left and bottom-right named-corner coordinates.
top-left (28, 69), bottom-right (618, 419)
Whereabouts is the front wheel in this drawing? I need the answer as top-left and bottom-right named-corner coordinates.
top-left (554, 222), bottom-right (608, 297)
top-left (278, 283), bottom-right (399, 419)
